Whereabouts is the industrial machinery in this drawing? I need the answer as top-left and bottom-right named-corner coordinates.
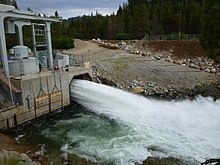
top-left (0, 4), bottom-right (60, 76)
top-left (9, 45), bottom-right (39, 75)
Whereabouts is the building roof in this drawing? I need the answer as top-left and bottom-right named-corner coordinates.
top-left (0, 4), bottom-right (60, 23)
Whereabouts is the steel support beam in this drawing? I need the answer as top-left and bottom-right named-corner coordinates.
top-left (0, 16), bottom-right (9, 76)
top-left (14, 21), bottom-right (31, 45)
top-left (45, 22), bottom-right (53, 69)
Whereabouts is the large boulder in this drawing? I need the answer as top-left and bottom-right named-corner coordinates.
top-left (132, 86), bottom-right (144, 93)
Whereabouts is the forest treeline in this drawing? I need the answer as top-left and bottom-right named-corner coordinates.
top-left (52, 0), bottom-right (220, 61)
top-left (0, 0), bottom-right (219, 61)
top-left (63, 0), bottom-right (203, 39)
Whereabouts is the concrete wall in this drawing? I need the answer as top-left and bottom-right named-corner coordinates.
top-left (0, 67), bottom-right (92, 130)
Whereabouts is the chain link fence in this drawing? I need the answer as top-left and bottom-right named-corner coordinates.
top-left (145, 34), bottom-right (201, 41)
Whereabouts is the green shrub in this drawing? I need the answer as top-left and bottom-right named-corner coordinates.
top-left (52, 36), bottom-right (74, 49)
top-left (115, 33), bottom-right (134, 40)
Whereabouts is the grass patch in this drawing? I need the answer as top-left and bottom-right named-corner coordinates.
top-left (0, 157), bottom-right (25, 165)
top-left (112, 59), bottom-right (130, 71)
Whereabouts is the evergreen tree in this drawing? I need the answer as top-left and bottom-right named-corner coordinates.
top-left (132, 4), bottom-right (151, 38)
top-left (55, 0), bottom-right (207, 40)
top-left (27, 7), bottom-right (33, 12)
top-left (107, 17), bottom-right (113, 39)
top-left (0, 0), bottom-right (18, 8)
top-left (55, 11), bottom-right (59, 18)
top-left (201, 0), bottom-right (220, 61)
top-left (0, 0), bottom-right (10, 5)
top-left (12, 0), bottom-right (18, 9)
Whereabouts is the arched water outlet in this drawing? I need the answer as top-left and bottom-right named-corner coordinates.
top-left (72, 73), bottom-right (92, 81)
top-left (69, 79), bottom-right (220, 165)
top-left (69, 73), bottom-right (92, 100)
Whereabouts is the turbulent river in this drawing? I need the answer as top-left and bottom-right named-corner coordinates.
top-left (17, 80), bottom-right (220, 165)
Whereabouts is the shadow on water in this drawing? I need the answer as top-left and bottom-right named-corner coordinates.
top-left (9, 102), bottom-right (89, 144)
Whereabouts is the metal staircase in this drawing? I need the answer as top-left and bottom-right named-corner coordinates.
top-left (32, 23), bottom-right (47, 55)
top-left (32, 23), bottom-right (48, 69)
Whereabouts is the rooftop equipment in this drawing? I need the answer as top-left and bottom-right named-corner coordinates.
top-left (0, 4), bottom-right (60, 76)
top-left (11, 45), bottom-right (29, 60)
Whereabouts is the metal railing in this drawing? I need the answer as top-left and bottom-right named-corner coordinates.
top-left (146, 34), bottom-right (201, 41)
top-left (135, 35), bottom-right (148, 47)
top-left (69, 54), bottom-right (85, 67)
top-left (134, 34), bottom-right (201, 47)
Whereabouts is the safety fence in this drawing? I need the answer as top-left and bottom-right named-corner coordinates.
top-left (146, 34), bottom-right (201, 41)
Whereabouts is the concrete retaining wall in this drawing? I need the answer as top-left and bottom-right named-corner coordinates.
top-left (0, 67), bottom-right (92, 130)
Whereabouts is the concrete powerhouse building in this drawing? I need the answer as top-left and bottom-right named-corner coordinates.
top-left (0, 4), bottom-right (92, 129)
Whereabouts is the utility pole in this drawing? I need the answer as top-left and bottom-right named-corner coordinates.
top-left (179, 10), bottom-right (182, 40)
top-left (155, 14), bottom-right (158, 37)
top-left (153, 13), bottom-right (157, 39)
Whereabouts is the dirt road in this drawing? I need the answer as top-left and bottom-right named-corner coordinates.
top-left (62, 39), bottom-right (220, 99)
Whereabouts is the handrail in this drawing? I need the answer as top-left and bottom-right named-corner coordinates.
top-left (145, 34), bottom-right (201, 41)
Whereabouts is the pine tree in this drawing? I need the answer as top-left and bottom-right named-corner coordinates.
top-left (27, 7), bottom-right (33, 12)
top-left (55, 11), bottom-right (59, 18)
top-left (201, 0), bottom-right (220, 61)
top-left (12, 0), bottom-right (18, 9)
top-left (0, 0), bottom-right (9, 5)
top-left (132, 4), bottom-right (151, 38)
top-left (60, 0), bottom-right (206, 40)
top-left (107, 17), bottom-right (113, 39)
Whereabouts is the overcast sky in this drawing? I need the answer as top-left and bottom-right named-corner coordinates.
top-left (17, 0), bottom-right (127, 19)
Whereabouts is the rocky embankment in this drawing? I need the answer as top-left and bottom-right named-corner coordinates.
top-left (92, 38), bottom-right (220, 100)
top-left (0, 149), bottom-right (39, 165)
top-left (0, 132), bottom-right (88, 165)
top-left (0, 133), bottom-right (42, 165)
top-left (92, 38), bottom-right (220, 75)
top-left (93, 64), bottom-right (220, 100)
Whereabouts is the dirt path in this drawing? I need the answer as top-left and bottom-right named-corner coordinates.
top-left (62, 39), bottom-right (126, 62)
top-left (62, 39), bottom-right (220, 99)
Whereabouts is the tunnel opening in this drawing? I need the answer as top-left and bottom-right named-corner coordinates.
top-left (72, 73), bottom-right (92, 81)
top-left (69, 73), bottom-right (92, 104)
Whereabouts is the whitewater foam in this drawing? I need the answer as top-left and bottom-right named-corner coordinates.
top-left (69, 79), bottom-right (220, 164)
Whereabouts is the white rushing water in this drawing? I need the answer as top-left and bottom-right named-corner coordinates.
top-left (69, 79), bottom-right (220, 164)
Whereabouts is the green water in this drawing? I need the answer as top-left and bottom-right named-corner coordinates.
top-left (7, 80), bottom-right (220, 165)
top-left (10, 103), bottom-right (191, 165)
top-left (13, 104), bottom-right (140, 164)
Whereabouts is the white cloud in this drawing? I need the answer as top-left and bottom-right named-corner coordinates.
top-left (36, 7), bottom-right (120, 19)
top-left (17, 0), bottom-right (127, 18)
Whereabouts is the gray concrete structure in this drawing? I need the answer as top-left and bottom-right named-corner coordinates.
top-left (0, 67), bottom-right (93, 129)
top-left (0, 5), bottom-right (93, 130)
top-left (0, 4), bottom-right (60, 75)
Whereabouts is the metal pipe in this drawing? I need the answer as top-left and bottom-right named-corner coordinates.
top-left (8, 76), bottom-right (15, 106)
top-left (32, 24), bottom-right (37, 56)
top-left (45, 22), bottom-right (53, 69)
